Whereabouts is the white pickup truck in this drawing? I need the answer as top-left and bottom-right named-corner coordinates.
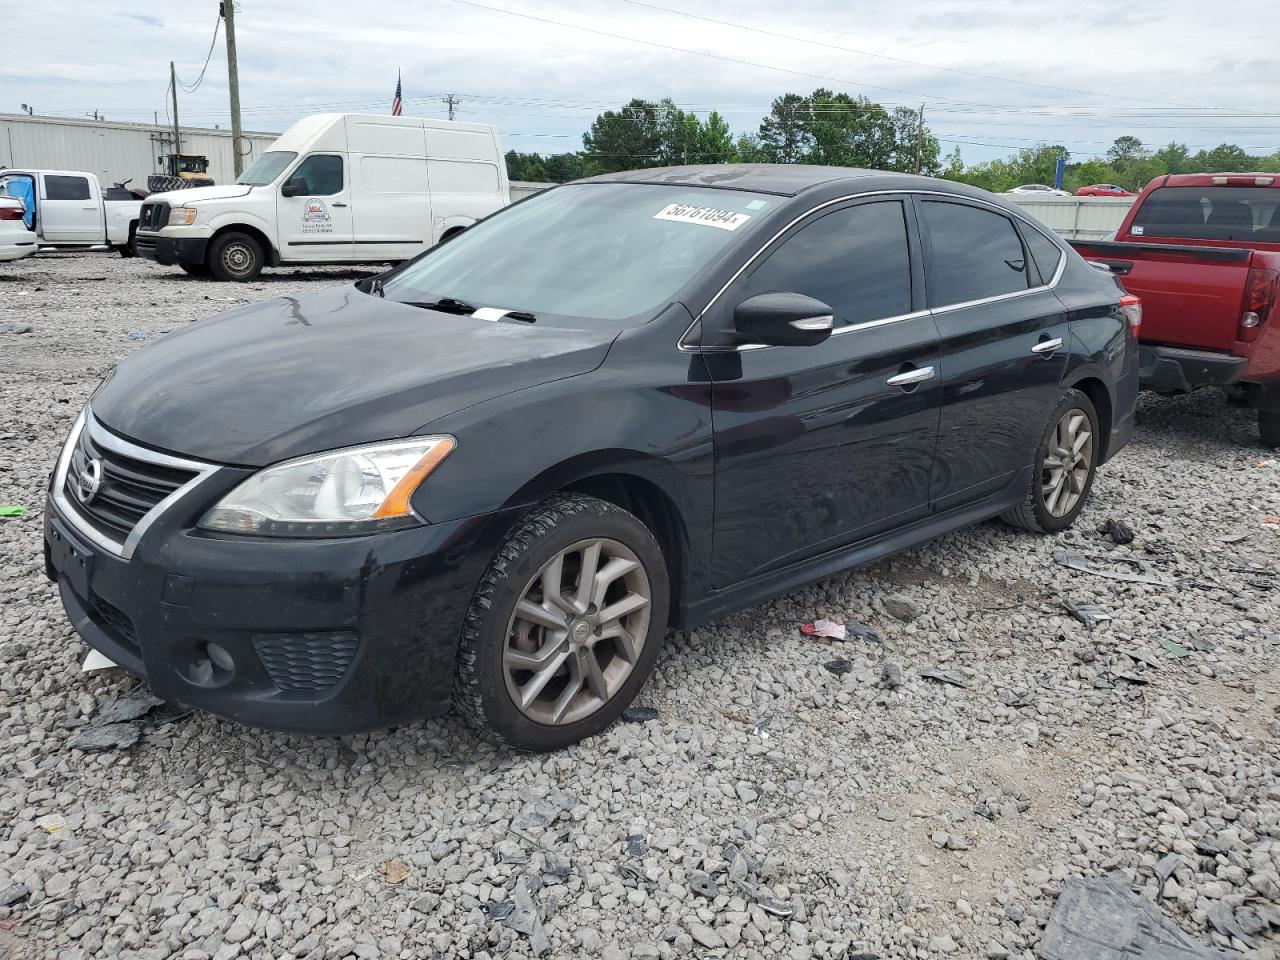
top-left (0, 170), bottom-right (142, 257)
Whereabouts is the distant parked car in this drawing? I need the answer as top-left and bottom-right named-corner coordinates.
top-left (46, 164), bottom-right (1139, 749)
top-left (0, 196), bottom-right (38, 263)
top-left (1009, 184), bottom-right (1071, 197)
top-left (1076, 184), bottom-right (1134, 197)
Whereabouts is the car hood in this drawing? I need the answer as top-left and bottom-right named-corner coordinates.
top-left (149, 183), bottom-right (254, 204)
top-left (91, 286), bottom-right (616, 466)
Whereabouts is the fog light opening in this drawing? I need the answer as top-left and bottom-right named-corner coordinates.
top-left (187, 641), bottom-right (235, 687)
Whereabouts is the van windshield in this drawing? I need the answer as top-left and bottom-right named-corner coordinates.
top-left (381, 183), bottom-right (773, 323)
top-left (236, 151), bottom-right (298, 187)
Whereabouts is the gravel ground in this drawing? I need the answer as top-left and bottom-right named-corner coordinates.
top-left (1, 253), bottom-right (1278, 960)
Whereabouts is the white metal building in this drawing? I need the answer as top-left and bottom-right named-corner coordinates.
top-left (0, 113), bottom-right (280, 187)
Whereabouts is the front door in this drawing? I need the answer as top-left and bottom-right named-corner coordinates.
top-left (703, 198), bottom-right (942, 588)
top-left (39, 174), bottom-right (100, 243)
top-left (917, 198), bottom-right (1071, 510)
top-left (277, 154), bottom-right (355, 262)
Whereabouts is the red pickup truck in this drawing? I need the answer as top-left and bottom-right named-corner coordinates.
top-left (1071, 173), bottom-right (1280, 446)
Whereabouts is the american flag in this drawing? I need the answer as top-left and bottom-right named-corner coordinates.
top-left (391, 73), bottom-right (403, 117)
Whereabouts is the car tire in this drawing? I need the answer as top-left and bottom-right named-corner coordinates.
top-left (1001, 388), bottom-right (1100, 534)
top-left (180, 263), bottom-right (211, 277)
top-left (208, 232), bottom-right (264, 282)
top-left (453, 493), bottom-right (670, 751)
top-left (118, 225), bottom-right (137, 258)
top-left (1261, 411), bottom-right (1280, 449)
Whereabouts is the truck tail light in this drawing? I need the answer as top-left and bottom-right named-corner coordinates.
top-left (0, 206), bottom-right (23, 221)
top-left (1239, 268), bottom-right (1278, 343)
top-left (1119, 294), bottom-right (1142, 331)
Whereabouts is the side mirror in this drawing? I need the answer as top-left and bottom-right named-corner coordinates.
top-left (281, 177), bottom-right (308, 198)
top-left (734, 292), bottom-right (834, 347)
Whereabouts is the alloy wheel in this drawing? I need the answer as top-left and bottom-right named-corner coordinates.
top-left (503, 537), bottom-right (652, 726)
top-left (1041, 408), bottom-right (1093, 517)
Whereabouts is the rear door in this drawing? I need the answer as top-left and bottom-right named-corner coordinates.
top-left (276, 154), bottom-right (355, 262)
top-left (347, 115), bottom-right (431, 262)
top-left (39, 174), bottom-right (101, 243)
top-left (920, 198), bottom-right (1070, 511)
top-left (705, 196), bottom-right (942, 587)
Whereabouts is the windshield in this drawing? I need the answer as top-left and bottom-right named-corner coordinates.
top-left (382, 183), bottom-right (774, 322)
top-left (1131, 187), bottom-right (1280, 242)
top-left (236, 151), bottom-right (298, 186)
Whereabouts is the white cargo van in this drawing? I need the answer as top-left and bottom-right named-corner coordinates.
top-left (135, 113), bottom-right (509, 281)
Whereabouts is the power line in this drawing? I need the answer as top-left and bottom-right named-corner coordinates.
top-left (616, 0), bottom-right (1180, 108)
top-left (177, 13), bottom-right (223, 93)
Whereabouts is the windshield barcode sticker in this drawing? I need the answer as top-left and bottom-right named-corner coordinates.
top-left (654, 203), bottom-right (752, 231)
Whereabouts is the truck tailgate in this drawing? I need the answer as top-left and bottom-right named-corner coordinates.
top-left (1071, 240), bottom-right (1251, 353)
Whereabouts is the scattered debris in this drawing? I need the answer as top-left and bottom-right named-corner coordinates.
top-left (920, 667), bottom-right (968, 688)
top-left (1263, 516), bottom-right (1280, 530)
top-left (95, 685), bottom-right (165, 724)
top-left (1123, 649), bottom-right (1163, 670)
top-left (800, 618), bottom-right (846, 640)
top-left (823, 658), bottom-right (853, 675)
top-left (1159, 637), bottom-right (1192, 658)
top-left (485, 900), bottom-right (514, 921)
top-left (81, 649), bottom-right (118, 672)
top-left (35, 814), bottom-right (66, 835)
top-left (879, 660), bottom-right (904, 689)
top-left (1063, 599), bottom-right (1112, 629)
top-left (377, 858), bottom-right (411, 885)
top-left (0, 883), bottom-right (30, 907)
top-left (67, 723), bottom-right (141, 752)
top-left (751, 716), bottom-right (771, 739)
top-left (1053, 548), bottom-right (1167, 586)
top-left (501, 878), bottom-right (550, 956)
top-left (845, 619), bottom-right (885, 642)
top-left (1253, 458), bottom-right (1277, 468)
top-left (688, 871), bottom-right (719, 899)
top-left (625, 834), bottom-right (647, 858)
top-left (1040, 874), bottom-right (1239, 960)
top-left (0, 322), bottom-right (33, 335)
top-left (1113, 671), bottom-right (1151, 686)
top-left (1207, 902), bottom-right (1257, 950)
top-left (1153, 852), bottom-right (1180, 899)
top-left (1217, 532), bottom-right (1249, 544)
top-left (621, 706), bottom-right (658, 723)
top-left (1189, 636), bottom-right (1217, 653)
top-left (0, 505), bottom-right (25, 518)
top-left (125, 330), bottom-right (148, 341)
top-left (734, 879), bottom-right (794, 918)
top-left (1099, 518), bottom-right (1135, 544)
top-left (882, 594), bottom-right (921, 622)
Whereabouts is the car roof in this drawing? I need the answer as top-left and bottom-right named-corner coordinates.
top-left (577, 164), bottom-right (1003, 202)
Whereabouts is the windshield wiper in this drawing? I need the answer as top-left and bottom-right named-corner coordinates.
top-left (404, 297), bottom-right (479, 315)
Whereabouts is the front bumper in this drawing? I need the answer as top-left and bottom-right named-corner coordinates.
top-left (1139, 344), bottom-right (1246, 394)
top-left (45, 487), bottom-right (518, 735)
top-left (135, 232), bottom-right (208, 267)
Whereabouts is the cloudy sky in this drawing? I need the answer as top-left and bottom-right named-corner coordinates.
top-left (4, 0), bottom-right (1277, 163)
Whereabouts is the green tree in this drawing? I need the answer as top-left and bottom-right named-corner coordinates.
top-left (1152, 142), bottom-right (1191, 175)
top-left (1107, 136), bottom-right (1146, 165)
top-left (695, 111), bottom-right (738, 164)
top-left (890, 106), bottom-right (941, 174)
top-left (543, 153), bottom-right (585, 183)
top-left (1194, 143), bottom-right (1252, 172)
top-left (582, 99), bottom-right (663, 175)
top-left (756, 93), bottom-right (812, 163)
top-left (504, 150), bottom-right (549, 183)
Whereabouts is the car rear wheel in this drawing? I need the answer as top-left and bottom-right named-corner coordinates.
top-left (453, 493), bottom-right (669, 751)
top-left (1261, 411), bottom-right (1280, 449)
top-left (208, 232), bottom-right (263, 282)
top-left (179, 263), bottom-right (210, 277)
top-left (1002, 388), bottom-right (1100, 533)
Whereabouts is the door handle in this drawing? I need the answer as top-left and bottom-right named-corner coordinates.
top-left (887, 365), bottom-right (935, 387)
top-left (1032, 337), bottom-right (1063, 355)
top-left (331, 202), bottom-right (348, 207)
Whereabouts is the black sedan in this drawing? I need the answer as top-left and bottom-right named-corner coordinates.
top-left (45, 165), bottom-right (1139, 750)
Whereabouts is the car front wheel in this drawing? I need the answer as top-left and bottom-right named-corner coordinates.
top-left (208, 232), bottom-right (264, 282)
top-left (453, 493), bottom-right (670, 750)
top-left (1002, 388), bottom-right (1100, 533)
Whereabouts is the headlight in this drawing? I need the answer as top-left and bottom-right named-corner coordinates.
top-left (167, 207), bottom-right (197, 226)
top-left (199, 437), bottom-right (456, 537)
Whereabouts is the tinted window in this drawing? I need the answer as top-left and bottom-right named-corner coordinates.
top-left (1131, 187), bottom-right (1279, 242)
top-left (1021, 225), bottom-right (1063, 284)
top-left (739, 201), bottom-right (913, 329)
top-left (45, 175), bottom-right (91, 201)
top-left (290, 155), bottom-right (343, 195)
top-left (384, 183), bottom-right (774, 323)
top-left (921, 201), bottom-right (1028, 305)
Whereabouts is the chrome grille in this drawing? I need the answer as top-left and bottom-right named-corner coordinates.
top-left (55, 410), bottom-right (215, 558)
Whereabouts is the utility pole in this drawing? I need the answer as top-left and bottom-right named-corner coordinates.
top-left (444, 94), bottom-right (459, 121)
top-left (914, 103), bottom-right (925, 175)
top-left (221, 0), bottom-right (244, 176)
top-left (170, 61), bottom-right (182, 158)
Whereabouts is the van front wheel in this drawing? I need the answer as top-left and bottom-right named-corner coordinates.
top-left (208, 232), bottom-right (264, 282)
